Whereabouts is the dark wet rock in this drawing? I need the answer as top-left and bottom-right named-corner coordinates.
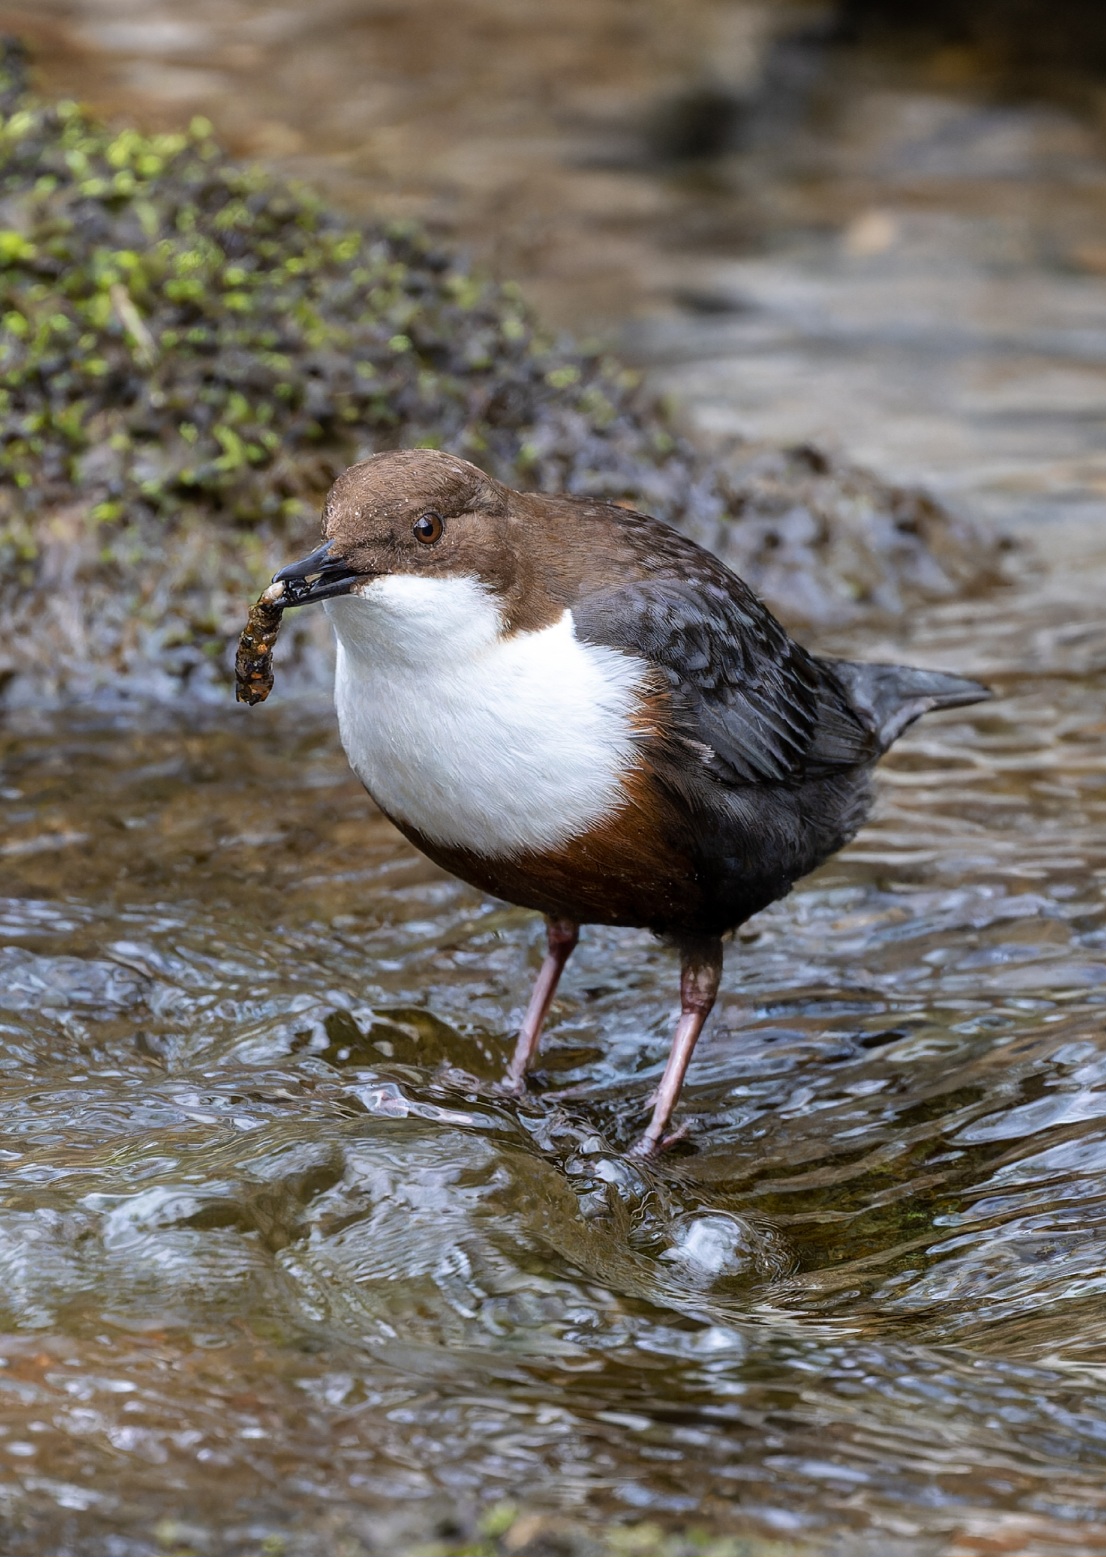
top-left (646, 84), bottom-right (748, 164)
top-left (837, 0), bottom-right (1106, 80)
top-left (0, 43), bottom-right (1004, 705)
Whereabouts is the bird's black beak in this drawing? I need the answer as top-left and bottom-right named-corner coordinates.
top-left (272, 541), bottom-right (364, 606)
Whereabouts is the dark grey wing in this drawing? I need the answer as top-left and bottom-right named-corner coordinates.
top-left (573, 573), bottom-right (878, 787)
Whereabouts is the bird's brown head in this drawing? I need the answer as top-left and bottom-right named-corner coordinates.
top-left (272, 449), bottom-right (521, 610)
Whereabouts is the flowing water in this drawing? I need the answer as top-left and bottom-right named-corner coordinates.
top-left (7, 0), bottom-right (1106, 1551)
top-left (2, 525), bottom-right (1106, 1554)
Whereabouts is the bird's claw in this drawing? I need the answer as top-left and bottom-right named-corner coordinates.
top-left (628, 1120), bottom-right (691, 1158)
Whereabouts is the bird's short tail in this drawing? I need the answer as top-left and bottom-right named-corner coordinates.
top-left (831, 660), bottom-right (991, 752)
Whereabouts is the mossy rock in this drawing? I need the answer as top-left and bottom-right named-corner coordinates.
top-left (0, 40), bottom-right (1001, 704)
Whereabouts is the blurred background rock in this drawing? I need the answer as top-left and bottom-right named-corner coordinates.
top-left (20, 0), bottom-right (1096, 697)
top-left (0, 0), bottom-right (1101, 685)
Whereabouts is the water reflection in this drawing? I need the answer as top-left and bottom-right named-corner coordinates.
top-left (0, 527), bottom-right (1104, 1550)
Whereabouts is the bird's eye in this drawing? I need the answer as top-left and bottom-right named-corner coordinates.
top-left (413, 512), bottom-right (444, 545)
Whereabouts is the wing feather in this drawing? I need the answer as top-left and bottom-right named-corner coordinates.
top-left (572, 572), bottom-right (878, 787)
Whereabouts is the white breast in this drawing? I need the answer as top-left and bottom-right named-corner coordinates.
top-left (326, 574), bottom-right (648, 857)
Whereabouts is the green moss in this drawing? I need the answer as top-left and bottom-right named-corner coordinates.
top-left (395, 1512), bottom-right (804, 1557)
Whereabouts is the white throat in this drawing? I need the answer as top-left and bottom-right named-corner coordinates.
top-left (326, 574), bottom-right (646, 857)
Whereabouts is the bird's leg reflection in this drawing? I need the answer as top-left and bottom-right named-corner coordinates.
top-left (505, 916), bottom-right (579, 1089)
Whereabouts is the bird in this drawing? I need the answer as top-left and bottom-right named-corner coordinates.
top-left (267, 448), bottom-right (989, 1155)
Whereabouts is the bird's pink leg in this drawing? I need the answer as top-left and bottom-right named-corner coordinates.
top-left (631, 937), bottom-right (723, 1157)
top-left (506, 917), bottom-right (579, 1089)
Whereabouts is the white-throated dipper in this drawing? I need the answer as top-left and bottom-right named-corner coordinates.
top-left (263, 449), bottom-right (989, 1154)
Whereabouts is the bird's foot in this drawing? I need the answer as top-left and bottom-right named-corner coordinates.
top-left (627, 1120), bottom-right (691, 1159)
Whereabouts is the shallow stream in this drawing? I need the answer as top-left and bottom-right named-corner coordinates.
top-left (2, 526), bottom-right (1106, 1553)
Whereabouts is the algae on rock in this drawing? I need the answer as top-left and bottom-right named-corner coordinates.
top-left (0, 41), bottom-right (1000, 703)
